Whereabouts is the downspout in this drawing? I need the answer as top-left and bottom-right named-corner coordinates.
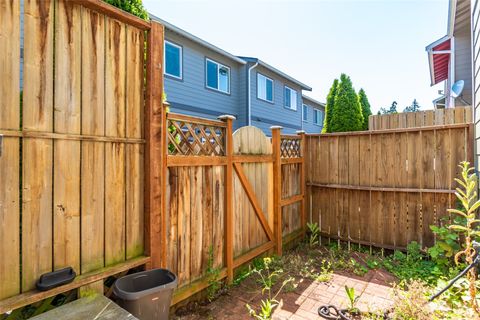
top-left (247, 62), bottom-right (259, 126)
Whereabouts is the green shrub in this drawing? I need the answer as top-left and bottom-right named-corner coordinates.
top-left (330, 74), bottom-right (364, 132)
top-left (322, 78), bottom-right (338, 133)
top-left (358, 88), bottom-right (371, 130)
top-left (103, 0), bottom-right (149, 20)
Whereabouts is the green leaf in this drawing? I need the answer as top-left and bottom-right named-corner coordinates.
top-left (449, 225), bottom-right (468, 232)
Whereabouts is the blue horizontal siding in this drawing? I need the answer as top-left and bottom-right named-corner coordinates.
top-left (163, 31), bottom-right (246, 128)
top-left (302, 101), bottom-right (324, 134)
top-left (249, 64), bottom-right (303, 135)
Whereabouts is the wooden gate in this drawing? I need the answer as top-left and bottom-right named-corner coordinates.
top-left (232, 126), bottom-right (275, 265)
top-left (162, 111), bottom-right (306, 304)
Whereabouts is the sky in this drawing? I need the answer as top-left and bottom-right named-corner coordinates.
top-left (143, 0), bottom-right (449, 114)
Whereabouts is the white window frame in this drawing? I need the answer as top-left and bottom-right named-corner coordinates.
top-left (284, 86), bottom-right (298, 111)
top-left (205, 58), bottom-right (231, 94)
top-left (164, 40), bottom-right (183, 80)
top-left (257, 73), bottom-right (274, 103)
top-left (314, 109), bottom-right (322, 126)
top-left (302, 104), bottom-right (309, 122)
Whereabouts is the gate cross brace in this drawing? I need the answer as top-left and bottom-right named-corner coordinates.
top-left (233, 162), bottom-right (274, 241)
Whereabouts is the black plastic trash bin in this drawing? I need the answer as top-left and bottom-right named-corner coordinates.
top-left (113, 268), bottom-right (177, 320)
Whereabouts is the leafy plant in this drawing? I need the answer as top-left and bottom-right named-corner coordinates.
top-left (447, 161), bottom-right (480, 314)
top-left (103, 0), bottom-right (149, 20)
top-left (382, 242), bottom-right (437, 284)
top-left (344, 286), bottom-right (360, 313)
top-left (247, 299), bottom-right (277, 320)
top-left (428, 220), bottom-right (460, 269)
top-left (349, 258), bottom-right (368, 276)
top-left (306, 222), bottom-right (319, 247)
top-left (245, 257), bottom-right (293, 320)
top-left (206, 246), bottom-right (222, 302)
top-left (366, 257), bottom-right (381, 270)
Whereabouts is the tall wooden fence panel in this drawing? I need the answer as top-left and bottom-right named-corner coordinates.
top-left (369, 106), bottom-right (472, 130)
top-left (163, 113), bottom-right (304, 304)
top-left (306, 123), bottom-right (473, 250)
top-left (164, 113), bottom-right (228, 303)
top-left (0, 0), bottom-right (152, 312)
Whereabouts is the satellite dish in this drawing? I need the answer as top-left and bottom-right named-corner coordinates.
top-left (451, 80), bottom-right (465, 98)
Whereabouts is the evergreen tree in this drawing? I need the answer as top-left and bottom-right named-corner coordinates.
top-left (330, 74), bottom-right (364, 132)
top-left (322, 78), bottom-right (338, 133)
top-left (403, 99), bottom-right (421, 113)
top-left (104, 0), bottom-right (149, 20)
top-left (358, 88), bottom-right (372, 130)
top-left (379, 101), bottom-right (398, 114)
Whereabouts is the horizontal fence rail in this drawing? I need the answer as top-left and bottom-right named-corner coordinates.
top-left (306, 123), bottom-right (473, 250)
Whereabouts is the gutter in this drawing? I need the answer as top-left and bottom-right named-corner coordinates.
top-left (247, 62), bottom-right (259, 126)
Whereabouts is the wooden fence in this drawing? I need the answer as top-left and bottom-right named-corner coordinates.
top-left (306, 123), bottom-right (473, 250)
top-left (0, 0), bottom-right (161, 313)
top-left (162, 111), bottom-right (305, 304)
top-left (368, 106), bottom-right (472, 130)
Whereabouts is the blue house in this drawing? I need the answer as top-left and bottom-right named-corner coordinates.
top-left (301, 95), bottom-right (325, 133)
top-left (152, 16), bottom-right (324, 135)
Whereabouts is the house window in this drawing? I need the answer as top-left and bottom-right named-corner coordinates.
top-left (206, 58), bottom-right (230, 94)
top-left (257, 73), bottom-right (273, 102)
top-left (285, 86), bottom-right (297, 110)
top-left (164, 40), bottom-right (182, 79)
top-left (302, 104), bottom-right (309, 122)
top-left (314, 109), bottom-right (323, 126)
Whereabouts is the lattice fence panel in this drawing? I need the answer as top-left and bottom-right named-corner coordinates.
top-left (167, 119), bottom-right (226, 156)
top-left (280, 136), bottom-right (301, 158)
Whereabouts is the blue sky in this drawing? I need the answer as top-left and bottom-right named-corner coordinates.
top-left (143, 0), bottom-right (449, 113)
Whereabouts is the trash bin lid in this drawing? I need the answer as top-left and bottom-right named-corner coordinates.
top-left (113, 268), bottom-right (177, 300)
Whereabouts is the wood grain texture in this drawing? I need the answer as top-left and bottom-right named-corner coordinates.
top-left (0, 0), bottom-right (20, 130)
top-left (144, 21), bottom-right (164, 269)
top-left (54, 0), bottom-right (81, 273)
top-left (22, 0), bottom-right (55, 292)
top-left (105, 142), bottom-right (126, 265)
top-left (104, 17), bottom-right (127, 266)
top-left (81, 7), bottom-right (105, 273)
top-left (22, 138), bottom-right (53, 291)
top-left (0, 0), bottom-right (21, 300)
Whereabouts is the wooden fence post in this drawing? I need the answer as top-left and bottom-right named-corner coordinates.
top-left (144, 21), bottom-right (164, 269)
top-left (296, 130), bottom-right (306, 237)
top-left (271, 126), bottom-right (283, 256)
top-left (219, 115), bottom-right (235, 283)
top-left (160, 102), bottom-right (169, 268)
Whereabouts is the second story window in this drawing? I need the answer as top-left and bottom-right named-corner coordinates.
top-left (165, 40), bottom-right (182, 79)
top-left (285, 86), bottom-right (297, 110)
top-left (257, 73), bottom-right (273, 102)
top-left (206, 58), bottom-right (230, 94)
top-left (314, 109), bottom-right (323, 126)
top-left (302, 104), bottom-right (308, 122)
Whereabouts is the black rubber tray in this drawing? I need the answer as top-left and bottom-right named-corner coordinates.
top-left (36, 267), bottom-right (76, 291)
